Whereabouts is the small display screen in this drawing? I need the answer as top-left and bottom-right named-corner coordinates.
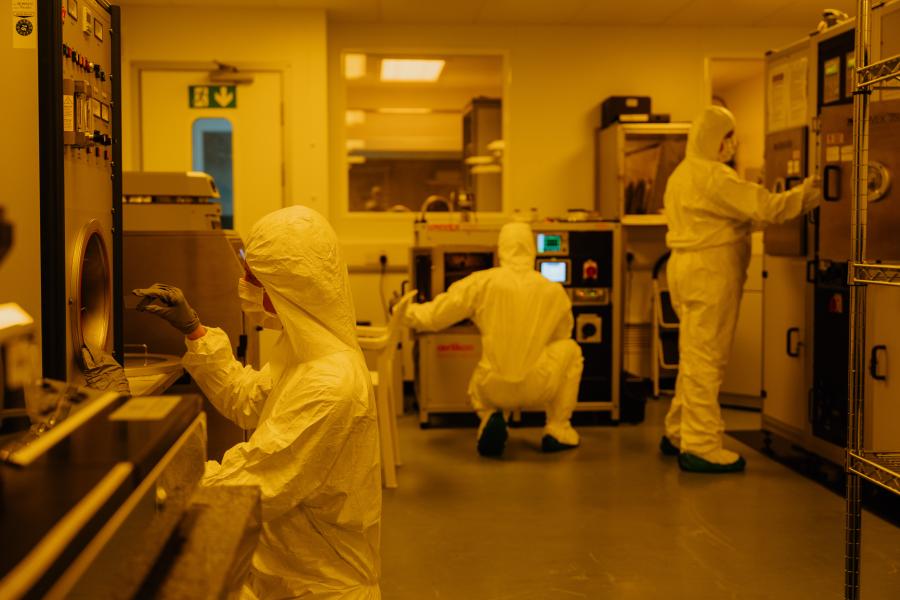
top-left (540, 261), bottom-right (568, 283)
top-left (537, 234), bottom-right (562, 254)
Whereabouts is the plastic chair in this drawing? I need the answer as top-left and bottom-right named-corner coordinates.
top-left (357, 290), bottom-right (416, 489)
top-left (651, 252), bottom-right (680, 398)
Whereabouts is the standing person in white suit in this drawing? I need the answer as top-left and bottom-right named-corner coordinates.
top-left (403, 222), bottom-right (584, 457)
top-left (133, 206), bottom-right (382, 598)
top-left (661, 106), bottom-right (821, 473)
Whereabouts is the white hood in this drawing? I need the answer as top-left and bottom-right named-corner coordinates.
top-left (244, 206), bottom-right (359, 362)
top-left (498, 222), bottom-right (536, 271)
top-left (686, 106), bottom-right (735, 161)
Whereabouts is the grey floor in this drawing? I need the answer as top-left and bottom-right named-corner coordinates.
top-left (381, 399), bottom-right (900, 599)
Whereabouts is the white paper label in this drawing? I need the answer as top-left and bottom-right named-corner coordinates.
top-left (109, 396), bottom-right (181, 421)
top-left (11, 0), bottom-right (36, 49)
top-left (841, 145), bottom-right (854, 163)
top-left (826, 145), bottom-right (840, 162)
top-left (63, 95), bottom-right (75, 131)
top-left (767, 55), bottom-right (808, 133)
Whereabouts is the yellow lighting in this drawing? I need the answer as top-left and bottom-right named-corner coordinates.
top-left (376, 107), bottom-right (433, 115)
top-left (346, 139), bottom-right (366, 151)
top-left (344, 53), bottom-right (367, 80)
top-left (380, 59), bottom-right (445, 82)
top-left (345, 110), bottom-right (367, 126)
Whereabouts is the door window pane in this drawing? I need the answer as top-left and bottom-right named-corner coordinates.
top-left (192, 118), bottom-right (234, 229)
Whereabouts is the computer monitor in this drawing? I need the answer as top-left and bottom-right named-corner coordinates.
top-left (538, 260), bottom-right (570, 284)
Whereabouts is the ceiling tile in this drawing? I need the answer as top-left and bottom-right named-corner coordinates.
top-left (754, 0), bottom-right (856, 28)
top-left (477, 0), bottom-right (586, 25)
top-left (569, 0), bottom-right (693, 26)
top-left (665, 0), bottom-right (791, 27)
top-left (378, 0), bottom-right (489, 24)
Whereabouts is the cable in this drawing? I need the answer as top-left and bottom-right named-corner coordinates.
top-left (379, 254), bottom-right (389, 322)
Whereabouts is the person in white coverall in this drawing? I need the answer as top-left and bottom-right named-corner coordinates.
top-left (133, 206), bottom-right (381, 598)
top-left (403, 222), bottom-right (584, 457)
top-left (661, 106), bottom-right (821, 473)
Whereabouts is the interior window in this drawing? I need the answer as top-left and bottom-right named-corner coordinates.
top-left (344, 53), bottom-right (504, 213)
top-left (192, 117), bottom-right (234, 229)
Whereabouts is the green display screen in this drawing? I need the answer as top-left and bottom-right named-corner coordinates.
top-left (537, 234), bottom-right (562, 253)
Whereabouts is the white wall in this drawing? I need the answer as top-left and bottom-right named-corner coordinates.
top-left (716, 71), bottom-right (766, 179)
top-left (120, 5), bottom-right (329, 215)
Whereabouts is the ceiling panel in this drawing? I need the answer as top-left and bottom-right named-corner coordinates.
top-left (665, 0), bottom-right (791, 27)
top-left (755, 0), bottom-right (856, 27)
top-left (378, 0), bottom-right (489, 24)
top-left (568, 0), bottom-right (693, 27)
top-left (477, 0), bottom-right (587, 25)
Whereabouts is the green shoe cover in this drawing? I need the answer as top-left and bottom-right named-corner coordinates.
top-left (659, 436), bottom-right (680, 456)
top-left (541, 434), bottom-right (579, 453)
top-left (678, 452), bottom-right (746, 473)
top-left (477, 412), bottom-right (508, 457)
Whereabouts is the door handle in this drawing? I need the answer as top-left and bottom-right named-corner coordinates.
top-left (870, 344), bottom-right (888, 381)
top-left (808, 388), bottom-right (815, 425)
top-left (785, 176), bottom-right (803, 191)
top-left (823, 165), bottom-right (841, 201)
top-left (786, 327), bottom-right (801, 357)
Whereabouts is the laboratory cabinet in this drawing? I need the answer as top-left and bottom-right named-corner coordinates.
top-left (762, 256), bottom-right (809, 435)
top-left (864, 285), bottom-right (900, 451)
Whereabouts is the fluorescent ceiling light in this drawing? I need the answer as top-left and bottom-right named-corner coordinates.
top-left (377, 107), bottom-right (432, 115)
top-left (344, 53), bottom-right (367, 80)
top-left (380, 59), bottom-right (445, 82)
top-left (345, 110), bottom-right (367, 126)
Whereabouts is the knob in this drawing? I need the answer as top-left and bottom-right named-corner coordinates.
top-left (581, 323), bottom-right (597, 338)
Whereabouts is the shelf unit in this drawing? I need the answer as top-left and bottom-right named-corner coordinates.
top-left (844, 2), bottom-right (900, 598)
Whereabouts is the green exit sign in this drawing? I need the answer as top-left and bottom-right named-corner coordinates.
top-left (189, 85), bottom-right (237, 109)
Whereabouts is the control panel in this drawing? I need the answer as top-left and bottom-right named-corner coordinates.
top-left (534, 224), bottom-right (621, 410)
top-left (62, 2), bottom-right (114, 161)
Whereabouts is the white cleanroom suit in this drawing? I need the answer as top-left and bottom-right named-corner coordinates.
top-left (403, 222), bottom-right (584, 456)
top-left (663, 106), bottom-right (820, 471)
top-left (182, 206), bottom-right (381, 598)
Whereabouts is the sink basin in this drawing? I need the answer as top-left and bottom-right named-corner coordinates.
top-left (124, 353), bottom-right (182, 377)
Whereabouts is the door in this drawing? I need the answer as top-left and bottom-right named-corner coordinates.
top-left (763, 127), bottom-right (808, 256)
top-left (818, 103), bottom-right (853, 263)
top-left (865, 285), bottom-right (900, 451)
top-left (762, 256), bottom-right (809, 432)
top-left (139, 69), bottom-right (284, 239)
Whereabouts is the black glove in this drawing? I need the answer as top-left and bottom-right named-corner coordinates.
top-left (80, 346), bottom-right (131, 395)
top-left (133, 283), bottom-right (201, 335)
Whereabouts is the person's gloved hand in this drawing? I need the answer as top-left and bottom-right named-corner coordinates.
top-left (802, 175), bottom-right (822, 211)
top-left (391, 290), bottom-right (418, 327)
top-left (132, 283), bottom-right (201, 335)
top-left (80, 346), bottom-right (131, 395)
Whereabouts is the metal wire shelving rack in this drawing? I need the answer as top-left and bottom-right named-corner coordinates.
top-left (844, 1), bottom-right (900, 598)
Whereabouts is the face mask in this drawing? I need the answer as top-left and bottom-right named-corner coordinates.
top-left (238, 278), bottom-right (283, 330)
top-left (718, 135), bottom-right (738, 163)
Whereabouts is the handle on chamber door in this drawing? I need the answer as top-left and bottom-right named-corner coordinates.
top-left (785, 176), bottom-right (802, 191)
top-left (786, 327), bottom-right (801, 357)
top-left (870, 345), bottom-right (888, 381)
top-left (823, 165), bottom-right (841, 201)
